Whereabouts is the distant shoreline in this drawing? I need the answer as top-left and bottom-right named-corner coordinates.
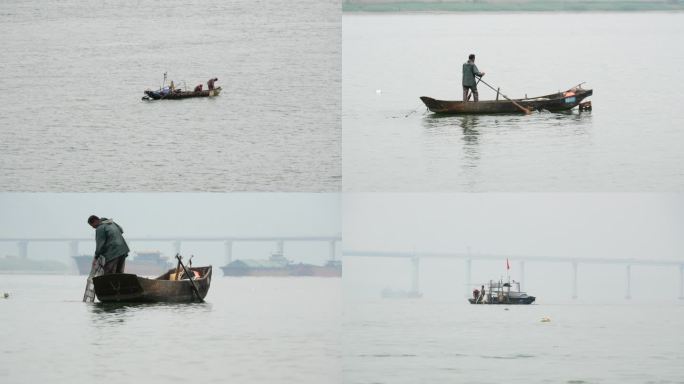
top-left (343, 1), bottom-right (684, 13)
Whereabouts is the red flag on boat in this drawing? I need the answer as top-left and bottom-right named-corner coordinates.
top-left (506, 258), bottom-right (510, 270)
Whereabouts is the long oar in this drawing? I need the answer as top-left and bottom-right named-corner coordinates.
top-left (477, 78), bottom-right (531, 114)
top-left (83, 256), bottom-right (105, 302)
top-left (175, 254), bottom-right (204, 303)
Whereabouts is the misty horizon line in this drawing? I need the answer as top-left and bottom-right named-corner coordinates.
top-left (343, 249), bottom-right (684, 265)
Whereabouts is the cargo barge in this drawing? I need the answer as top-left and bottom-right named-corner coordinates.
top-left (221, 252), bottom-right (341, 277)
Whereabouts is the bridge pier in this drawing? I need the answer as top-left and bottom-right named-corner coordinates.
top-left (679, 264), bottom-right (683, 300)
top-left (224, 240), bottom-right (233, 264)
top-left (173, 240), bottom-right (181, 255)
top-left (411, 255), bottom-right (420, 294)
top-left (572, 261), bottom-right (578, 299)
top-left (465, 259), bottom-right (472, 297)
top-left (17, 241), bottom-right (28, 258)
top-left (276, 240), bottom-right (284, 255)
top-left (625, 265), bottom-right (632, 300)
top-left (69, 240), bottom-right (79, 257)
top-left (329, 240), bottom-right (336, 260)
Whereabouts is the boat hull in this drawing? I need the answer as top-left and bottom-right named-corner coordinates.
top-left (468, 296), bottom-right (535, 305)
top-left (420, 89), bottom-right (592, 115)
top-left (93, 266), bottom-right (212, 303)
top-left (144, 87), bottom-right (222, 100)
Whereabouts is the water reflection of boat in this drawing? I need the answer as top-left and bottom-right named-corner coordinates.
top-left (381, 288), bottom-right (422, 299)
top-left (469, 278), bottom-right (535, 305)
top-left (73, 251), bottom-right (173, 276)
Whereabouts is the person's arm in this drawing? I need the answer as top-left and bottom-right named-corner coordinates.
top-left (94, 227), bottom-right (106, 258)
top-left (473, 64), bottom-right (484, 77)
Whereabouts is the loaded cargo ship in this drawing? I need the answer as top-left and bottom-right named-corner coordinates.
top-left (221, 252), bottom-right (341, 277)
top-left (73, 251), bottom-right (173, 277)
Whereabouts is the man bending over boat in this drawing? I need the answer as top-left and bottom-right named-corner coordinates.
top-left (462, 54), bottom-right (485, 102)
top-left (88, 215), bottom-right (130, 275)
top-left (207, 77), bottom-right (218, 90)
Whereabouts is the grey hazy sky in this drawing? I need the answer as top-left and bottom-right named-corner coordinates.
top-left (343, 193), bottom-right (684, 260)
top-left (0, 193), bottom-right (340, 238)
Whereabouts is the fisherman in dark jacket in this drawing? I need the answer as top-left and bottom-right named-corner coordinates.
top-left (88, 215), bottom-right (130, 275)
top-left (462, 54), bottom-right (485, 102)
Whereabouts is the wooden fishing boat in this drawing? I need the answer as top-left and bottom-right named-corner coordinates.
top-left (143, 87), bottom-right (222, 100)
top-left (420, 86), bottom-right (592, 115)
top-left (93, 266), bottom-right (212, 303)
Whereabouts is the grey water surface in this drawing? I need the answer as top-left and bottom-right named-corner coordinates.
top-left (0, 275), bottom-right (341, 384)
top-left (343, 12), bottom-right (684, 191)
top-left (343, 299), bottom-right (684, 384)
top-left (0, 0), bottom-right (341, 191)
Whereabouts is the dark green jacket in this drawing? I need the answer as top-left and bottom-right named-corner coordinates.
top-left (94, 218), bottom-right (130, 262)
top-left (462, 61), bottom-right (483, 87)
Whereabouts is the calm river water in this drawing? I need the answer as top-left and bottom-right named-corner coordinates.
top-left (343, 12), bottom-right (684, 191)
top-left (343, 299), bottom-right (684, 383)
top-left (0, 0), bottom-right (341, 191)
top-left (0, 275), bottom-right (341, 384)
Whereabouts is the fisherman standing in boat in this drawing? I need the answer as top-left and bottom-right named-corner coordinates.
top-left (207, 77), bottom-right (218, 90)
top-left (463, 54), bottom-right (485, 102)
top-left (87, 215), bottom-right (130, 275)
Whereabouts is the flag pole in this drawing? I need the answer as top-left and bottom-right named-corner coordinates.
top-left (506, 258), bottom-right (510, 282)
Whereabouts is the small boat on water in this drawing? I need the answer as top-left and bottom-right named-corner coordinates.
top-left (93, 265), bottom-right (212, 303)
top-left (142, 73), bottom-right (221, 100)
top-left (469, 278), bottom-right (535, 305)
top-left (143, 87), bottom-right (221, 100)
top-left (420, 85), bottom-right (592, 115)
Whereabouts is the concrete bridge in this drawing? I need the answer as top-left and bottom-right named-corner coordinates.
top-left (0, 236), bottom-right (342, 264)
top-left (343, 249), bottom-right (684, 300)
